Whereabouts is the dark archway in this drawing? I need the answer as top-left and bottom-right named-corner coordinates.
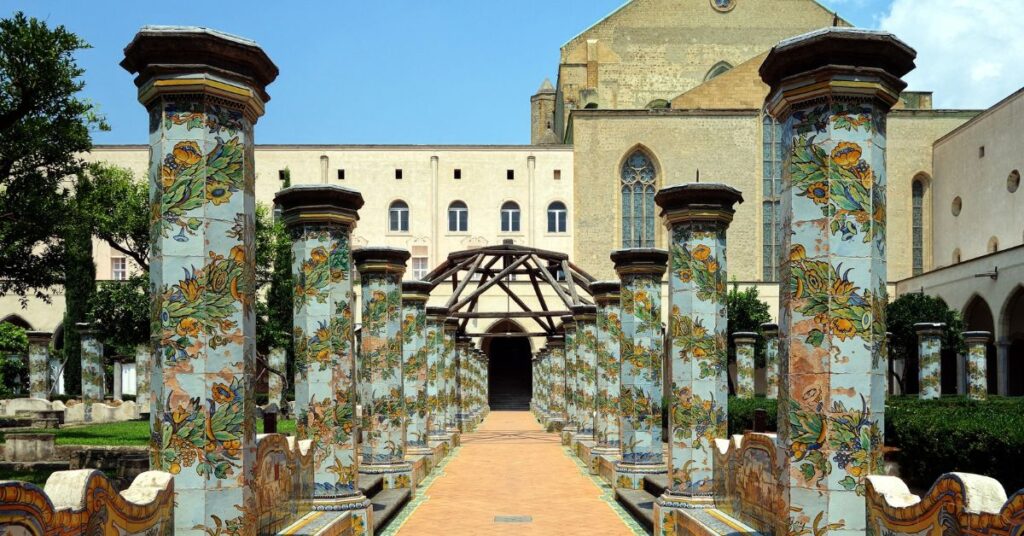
top-left (483, 320), bottom-right (533, 410)
top-left (964, 295), bottom-right (998, 394)
top-left (1001, 286), bottom-right (1024, 396)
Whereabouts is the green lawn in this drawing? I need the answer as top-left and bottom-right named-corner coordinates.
top-left (0, 419), bottom-right (296, 447)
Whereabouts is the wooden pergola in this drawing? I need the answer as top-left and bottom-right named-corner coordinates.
top-left (423, 244), bottom-right (597, 338)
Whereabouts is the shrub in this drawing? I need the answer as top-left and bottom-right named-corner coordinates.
top-left (727, 396), bottom-right (777, 436)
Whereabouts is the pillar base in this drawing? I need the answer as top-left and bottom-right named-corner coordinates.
top-left (360, 461), bottom-right (414, 490)
top-left (614, 460), bottom-right (666, 490)
top-left (545, 417), bottom-right (565, 433)
top-left (653, 493), bottom-right (715, 536)
top-left (592, 442), bottom-right (620, 457)
top-left (406, 443), bottom-right (434, 456)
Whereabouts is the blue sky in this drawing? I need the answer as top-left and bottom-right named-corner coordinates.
top-left (8, 1), bottom-right (1021, 145)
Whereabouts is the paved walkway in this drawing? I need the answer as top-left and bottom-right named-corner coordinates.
top-left (389, 411), bottom-right (640, 535)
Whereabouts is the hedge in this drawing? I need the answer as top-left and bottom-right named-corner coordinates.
top-left (724, 395), bottom-right (1024, 494)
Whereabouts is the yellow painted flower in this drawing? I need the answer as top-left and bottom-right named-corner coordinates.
top-left (693, 325), bottom-right (707, 338)
top-left (229, 245), bottom-right (245, 264)
top-left (179, 275), bottom-right (202, 302)
top-left (678, 269), bottom-right (693, 283)
top-left (832, 318), bottom-right (856, 341)
top-left (212, 382), bottom-right (236, 404)
top-left (692, 245), bottom-right (711, 261)
top-left (176, 317), bottom-right (201, 337)
top-left (854, 163), bottom-right (874, 189)
top-left (831, 278), bottom-right (856, 298)
top-left (311, 247), bottom-right (328, 263)
top-left (161, 165), bottom-right (176, 188)
top-left (206, 182), bottom-right (232, 205)
top-left (172, 407), bottom-right (190, 425)
top-left (172, 140), bottom-right (202, 166)
top-left (806, 181), bottom-right (829, 205)
top-left (693, 347), bottom-right (707, 358)
top-left (831, 141), bottom-right (862, 169)
top-left (789, 244), bottom-right (806, 261)
top-left (315, 348), bottom-right (330, 363)
top-left (372, 290), bottom-right (387, 302)
top-left (316, 326), bottom-right (331, 341)
top-left (706, 261), bottom-right (719, 273)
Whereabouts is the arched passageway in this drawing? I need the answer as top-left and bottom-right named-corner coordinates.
top-left (482, 320), bottom-right (532, 410)
top-left (1002, 287), bottom-right (1024, 396)
top-left (964, 296), bottom-right (998, 394)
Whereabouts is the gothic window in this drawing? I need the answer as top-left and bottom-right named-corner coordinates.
top-left (500, 201), bottom-right (521, 232)
top-left (620, 149), bottom-right (656, 248)
top-left (912, 179), bottom-right (924, 275)
top-left (547, 201), bottom-right (567, 233)
top-left (389, 200), bottom-right (409, 232)
top-left (762, 116), bottom-right (783, 280)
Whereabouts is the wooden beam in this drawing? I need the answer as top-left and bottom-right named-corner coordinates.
top-left (427, 256), bottom-right (475, 286)
top-left (530, 254), bottom-right (574, 308)
top-left (493, 279), bottom-right (552, 334)
top-left (567, 260), bottom-right (598, 283)
top-left (561, 259), bottom-right (580, 304)
top-left (527, 268), bottom-right (557, 331)
top-left (445, 253), bottom-right (485, 308)
top-left (457, 255), bottom-right (501, 332)
top-left (449, 310), bottom-right (573, 319)
top-left (467, 332), bottom-right (551, 338)
top-left (450, 255), bottom-right (530, 311)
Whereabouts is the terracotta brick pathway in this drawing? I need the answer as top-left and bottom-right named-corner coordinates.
top-left (390, 411), bottom-right (638, 535)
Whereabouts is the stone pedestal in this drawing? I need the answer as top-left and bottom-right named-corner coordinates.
top-left (964, 331), bottom-right (990, 401)
top-left (426, 307), bottom-right (449, 441)
top-left (611, 248), bottom-right (668, 489)
top-left (402, 281), bottom-right (432, 456)
top-left (77, 323), bottom-right (104, 423)
top-left (135, 343), bottom-right (151, 415)
top-left (916, 323), bottom-right (945, 400)
top-left (355, 247), bottom-right (413, 490)
top-left (276, 185), bottom-right (370, 516)
top-left (733, 332), bottom-right (758, 399)
top-left (761, 323), bottom-right (780, 399)
top-left (26, 332), bottom-right (52, 400)
top-left (592, 282), bottom-right (622, 455)
top-left (572, 305), bottom-right (598, 439)
top-left (546, 336), bottom-right (567, 431)
top-left (267, 346), bottom-right (285, 409)
top-left (653, 183), bottom-right (741, 528)
top-left (761, 27), bottom-right (914, 536)
top-left (123, 25), bottom-right (278, 534)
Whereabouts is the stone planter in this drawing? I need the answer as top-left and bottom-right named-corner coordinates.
top-left (4, 433), bottom-right (56, 462)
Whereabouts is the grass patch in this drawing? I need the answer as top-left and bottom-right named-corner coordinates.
top-left (0, 419), bottom-right (297, 446)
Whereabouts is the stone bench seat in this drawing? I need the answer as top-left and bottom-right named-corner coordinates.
top-left (673, 507), bottom-right (765, 536)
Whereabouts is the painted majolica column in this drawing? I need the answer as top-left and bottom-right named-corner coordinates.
top-left (26, 332), bottom-right (52, 400)
top-left (267, 346), bottom-right (285, 408)
top-left (964, 331), bottom-right (990, 400)
top-left (276, 185), bottom-right (369, 513)
top-left (546, 336), bottom-right (567, 429)
top-left (134, 344), bottom-right (151, 415)
top-left (611, 248), bottom-right (668, 489)
top-left (401, 281), bottom-right (432, 455)
top-left (761, 28), bottom-right (914, 536)
top-left (561, 315), bottom-right (578, 437)
top-left (425, 307), bottom-right (448, 440)
top-left (592, 282), bottom-right (622, 455)
top-left (355, 247), bottom-right (413, 489)
top-left (653, 184), bottom-right (740, 525)
top-left (572, 305), bottom-right (598, 439)
top-left (123, 27), bottom-right (278, 534)
top-left (916, 323), bottom-right (944, 400)
top-left (733, 332), bottom-right (757, 399)
top-left (454, 336), bottom-right (472, 431)
top-left (762, 323), bottom-right (780, 399)
top-left (535, 349), bottom-right (548, 417)
top-left (443, 319), bottom-right (459, 433)
top-left (77, 323), bottom-right (104, 422)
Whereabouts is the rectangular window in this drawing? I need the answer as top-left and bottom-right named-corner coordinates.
top-left (553, 169), bottom-right (561, 180)
top-left (454, 169), bottom-right (462, 180)
top-left (507, 169), bottom-right (514, 180)
top-left (337, 169), bottom-right (345, 180)
top-left (762, 117), bottom-right (784, 281)
top-left (111, 257), bottom-right (127, 281)
top-left (412, 257), bottom-right (428, 280)
top-left (979, 146), bottom-right (985, 158)
top-left (395, 169), bottom-right (403, 179)
top-left (501, 210), bottom-right (520, 232)
top-left (278, 170), bottom-right (288, 182)
top-left (449, 208), bottom-right (468, 232)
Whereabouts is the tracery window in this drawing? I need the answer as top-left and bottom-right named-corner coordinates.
top-left (912, 180), bottom-right (924, 275)
top-left (620, 150), bottom-right (656, 248)
top-left (762, 116), bottom-right (783, 280)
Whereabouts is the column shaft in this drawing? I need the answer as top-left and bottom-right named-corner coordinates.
top-left (733, 333), bottom-right (758, 399)
top-left (546, 337), bottom-right (567, 429)
top-left (426, 307), bottom-right (448, 439)
top-left (573, 306), bottom-right (598, 438)
top-left (27, 332), bottom-right (52, 400)
top-left (401, 282), bottom-right (432, 455)
top-left (762, 324), bottom-right (780, 399)
top-left (562, 317), bottom-right (578, 434)
top-left (78, 323), bottom-right (104, 422)
top-left (267, 346), bottom-right (285, 408)
top-left (593, 283), bottom-right (622, 453)
top-left (916, 323), bottom-right (945, 400)
top-left (965, 331), bottom-right (990, 401)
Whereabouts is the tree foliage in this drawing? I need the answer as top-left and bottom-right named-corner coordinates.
top-left (0, 322), bottom-right (28, 398)
top-left (256, 203), bottom-right (294, 396)
top-left (81, 163), bottom-right (149, 269)
top-left (886, 292), bottom-right (965, 393)
top-left (0, 12), bottom-right (105, 301)
top-left (90, 275), bottom-right (149, 356)
top-left (727, 283), bottom-right (772, 368)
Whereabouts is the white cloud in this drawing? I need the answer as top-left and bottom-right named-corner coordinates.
top-left (879, 0), bottom-right (1024, 109)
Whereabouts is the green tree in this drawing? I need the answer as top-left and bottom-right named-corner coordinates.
top-left (727, 283), bottom-right (772, 377)
top-left (84, 163), bottom-right (149, 269)
top-left (60, 176), bottom-right (96, 396)
top-left (256, 203), bottom-right (293, 397)
top-left (0, 12), bottom-right (105, 302)
top-left (886, 292), bottom-right (965, 393)
top-left (0, 322), bottom-right (28, 397)
top-left (90, 275), bottom-right (149, 357)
